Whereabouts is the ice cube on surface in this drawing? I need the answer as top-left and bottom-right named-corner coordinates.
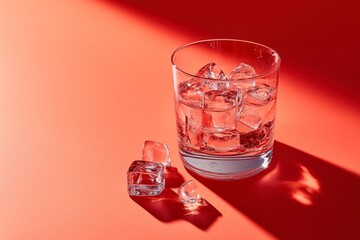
top-left (178, 179), bottom-right (202, 209)
top-left (142, 140), bottom-right (171, 167)
top-left (127, 161), bottom-right (165, 196)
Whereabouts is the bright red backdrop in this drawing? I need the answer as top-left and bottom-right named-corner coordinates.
top-left (0, 0), bottom-right (359, 239)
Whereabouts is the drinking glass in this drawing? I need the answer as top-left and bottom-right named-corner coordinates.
top-left (171, 39), bottom-right (280, 180)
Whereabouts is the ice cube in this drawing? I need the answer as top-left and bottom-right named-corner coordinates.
top-left (229, 63), bottom-right (256, 89)
top-left (177, 102), bottom-right (203, 133)
top-left (202, 112), bottom-right (213, 129)
top-left (196, 62), bottom-right (226, 79)
top-left (230, 63), bottom-right (256, 79)
top-left (186, 124), bottom-right (204, 149)
top-left (196, 63), bottom-right (228, 90)
top-left (203, 90), bottom-right (240, 130)
top-left (127, 161), bottom-right (165, 196)
top-left (142, 140), bottom-right (171, 167)
top-left (178, 80), bottom-right (211, 108)
top-left (246, 84), bottom-right (275, 105)
top-left (237, 105), bottom-right (262, 130)
top-left (178, 179), bottom-right (203, 210)
top-left (203, 130), bottom-right (241, 153)
top-left (263, 99), bottom-right (276, 123)
top-left (186, 104), bottom-right (203, 128)
top-left (176, 102), bottom-right (205, 150)
top-left (204, 90), bottom-right (239, 111)
top-left (204, 109), bottom-right (237, 131)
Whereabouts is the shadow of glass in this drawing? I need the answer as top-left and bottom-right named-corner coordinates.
top-left (130, 188), bottom-right (222, 230)
top-left (186, 141), bottom-right (360, 239)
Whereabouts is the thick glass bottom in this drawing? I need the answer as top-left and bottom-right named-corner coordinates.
top-left (180, 148), bottom-right (272, 180)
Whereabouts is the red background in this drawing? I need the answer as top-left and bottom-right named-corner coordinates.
top-left (0, 0), bottom-right (359, 239)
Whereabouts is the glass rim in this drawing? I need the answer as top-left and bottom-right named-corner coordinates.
top-left (171, 39), bottom-right (281, 81)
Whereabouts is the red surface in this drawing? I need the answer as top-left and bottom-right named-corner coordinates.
top-left (0, 0), bottom-right (359, 239)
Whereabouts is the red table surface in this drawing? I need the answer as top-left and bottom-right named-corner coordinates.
top-left (0, 0), bottom-right (359, 239)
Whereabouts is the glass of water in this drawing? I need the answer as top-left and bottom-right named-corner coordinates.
top-left (171, 39), bottom-right (280, 180)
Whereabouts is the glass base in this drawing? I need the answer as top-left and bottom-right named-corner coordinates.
top-left (180, 149), bottom-right (272, 180)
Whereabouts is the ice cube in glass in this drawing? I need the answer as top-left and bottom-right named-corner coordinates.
top-left (229, 63), bottom-right (256, 89)
top-left (203, 90), bottom-right (239, 130)
top-left (196, 63), bottom-right (228, 90)
top-left (203, 130), bottom-right (241, 153)
top-left (196, 62), bottom-right (226, 79)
